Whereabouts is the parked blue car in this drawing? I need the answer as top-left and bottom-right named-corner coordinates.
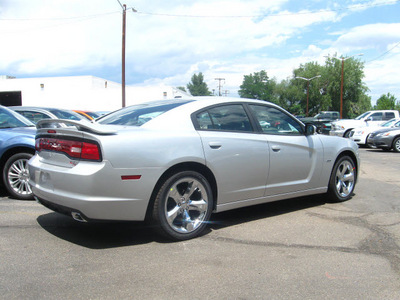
top-left (0, 105), bottom-right (36, 200)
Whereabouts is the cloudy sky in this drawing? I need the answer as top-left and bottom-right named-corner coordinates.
top-left (1, 0), bottom-right (400, 104)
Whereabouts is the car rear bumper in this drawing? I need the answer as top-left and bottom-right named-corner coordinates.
top-left (28, 155), bottom-right (160, 221)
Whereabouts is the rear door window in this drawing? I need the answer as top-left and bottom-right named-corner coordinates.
top-left (195, 104), bottom-right (253, 132)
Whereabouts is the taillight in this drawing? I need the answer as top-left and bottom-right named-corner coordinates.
top-left (36, 138), bottom-right (101, 161)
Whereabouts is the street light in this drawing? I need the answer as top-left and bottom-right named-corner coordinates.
top-left (295, 75), bottom-right (321, 117)
top-left (329, 53), bottom-right (363, 118)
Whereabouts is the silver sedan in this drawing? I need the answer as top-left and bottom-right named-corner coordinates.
top-left (28, 97), bottom-right (360, 240)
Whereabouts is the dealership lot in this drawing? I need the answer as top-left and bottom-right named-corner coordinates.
top-left (1, 147), bottom-right (400, 299)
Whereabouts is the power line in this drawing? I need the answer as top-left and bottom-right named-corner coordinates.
top-left (367, 40), bottom-right (400, 63)
top-left (0, 11), bottom-right (119, 22)
top-left (1, 0), bottom-right (397, 21)
top-left (134, 0), bottom-right (399, 19)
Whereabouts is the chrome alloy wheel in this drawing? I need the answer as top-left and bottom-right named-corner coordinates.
top-left (7, 157), bottom-right (32, 197)
top-left (334, 160), bottom-right (355, 198)
top-left (164, 177), bottom-right (209, 234)
top-left (393, 137), bottom-right (400, 153)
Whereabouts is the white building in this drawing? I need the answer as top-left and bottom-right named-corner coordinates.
top-left (0, 75), bottom-right (191, 111)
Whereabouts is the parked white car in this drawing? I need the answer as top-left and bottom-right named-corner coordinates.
top-left (349, 118), bottom-right (400, 146)
top-left (330, 110), bottom-right (399, 138)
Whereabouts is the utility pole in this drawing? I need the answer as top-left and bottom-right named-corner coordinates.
top-left (214, 78), bottom-right (225, 96)
top-left (117, 1), bottom-right (127, 108)
top-left (326, 53), bottom-right (363, 118)
top-left (121, 3), bottom-right (126, 108)
top-left (117, 1), bottom-right (137, 108)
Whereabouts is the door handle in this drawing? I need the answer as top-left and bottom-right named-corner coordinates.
top-left (209, 142), bottom-right (222, 149)
top-left (271, 145), bottom-right (281, 152)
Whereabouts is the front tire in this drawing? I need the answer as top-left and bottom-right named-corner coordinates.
top-left (344, 130), bottom-right (352, 138)
top-left (152, 171), bottom-right (213, 241)
top-left (327, 156), bottom-right (356, 202)
top-left (3, 153), bottom-right (34, 200)
top-left (392, 137), bottom-right (400, 153)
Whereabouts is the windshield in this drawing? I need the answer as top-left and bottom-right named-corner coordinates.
top-left (355, 112), bottom-right (370, 120)
top-left (98, 100), bottom-right (192, 126)
top-left (382, 118), bottom-right (398, 127)
top-left (0, 106), bottom-right (35, 129)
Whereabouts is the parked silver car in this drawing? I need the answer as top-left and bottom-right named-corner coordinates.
top-left (9, 106), bottom-right (87, 127)
top-left (29, 97), bottom-right (360, 240)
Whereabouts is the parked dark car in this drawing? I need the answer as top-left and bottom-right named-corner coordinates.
top-left (367, 127), bottom-right (400, 152)
top-left (0, 105), bottom-right (36, 199)
top-left (298, 111), bottom-right (339, 134)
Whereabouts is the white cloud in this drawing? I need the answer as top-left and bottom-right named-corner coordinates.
top-left (1, 0), bottom-right (399, 104)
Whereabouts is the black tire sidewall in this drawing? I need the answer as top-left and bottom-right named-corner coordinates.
top-left (153, 171), bottom-right (213, 241)
top-left (3, 152), bottom-right (33, 200)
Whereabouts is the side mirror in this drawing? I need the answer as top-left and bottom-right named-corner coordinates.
top-left (305, 124), bottom-right (316, 136)
top-left (365, 117), bottom-right (373, 122)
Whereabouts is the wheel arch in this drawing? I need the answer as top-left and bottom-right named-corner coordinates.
top-left (344, 129), bottom-right (353, 137)
top-left (144, 162), bottom-right (218, 221)
top-left (0, 146), bottom-right (35, 185)
top-left (332, 150), bottom-right (359, 181)
top-left (391, 134), bottom-right (400, 151)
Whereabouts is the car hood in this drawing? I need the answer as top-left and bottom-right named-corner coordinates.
top-left (372, 127), bottom-right (400, 135)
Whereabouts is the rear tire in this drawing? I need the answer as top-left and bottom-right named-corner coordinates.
top-left (3, 153), bottom-right (34, 200)
top-left (327, 156), bottom-right (356, 202)
top-left (152, 171), bottom-right (213, 241)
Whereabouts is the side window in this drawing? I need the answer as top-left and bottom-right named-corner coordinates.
top-left (384, 112), bottom-right (395, 120)
top-left (195, 104), bottom-right (253, 132)
top-left (249, 105), bottom-right (303, 135)
top-left (369, 112), bottom-right (382, 121)
top-left (18, 111), bottom-right (51, 124)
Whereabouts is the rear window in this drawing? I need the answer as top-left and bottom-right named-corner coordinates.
top-left (97, 100), bottom-right (193, 126)
top-left (49, 109), bottom-right (82, 121)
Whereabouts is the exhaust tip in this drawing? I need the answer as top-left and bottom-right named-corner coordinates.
top-left (71, 212), bottom-right (87, 222)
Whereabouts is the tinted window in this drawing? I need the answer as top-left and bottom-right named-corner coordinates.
top-left (48, 109), bottom-right (82, 121)
top-left (98, 100), bottom-right (192, 126)
top-left (18, 111), bottom-right (51, 124)
top-left (0, 107), bottom-right (35, 128)
top-left (384, 112), bottom-right (395, 120)
top-left (249, 105), bottom-right (303, 135)
top-left (369, 112), bottom-right (382, 121)
top-left (196, 104), bottom-right (253, 132)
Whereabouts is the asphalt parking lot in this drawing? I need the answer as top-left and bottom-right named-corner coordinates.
top-left (1, 147), bottom-right (400, 299)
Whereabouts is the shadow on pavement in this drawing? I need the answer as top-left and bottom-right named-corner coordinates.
top-left (36, 194), bottom-right (327, 249)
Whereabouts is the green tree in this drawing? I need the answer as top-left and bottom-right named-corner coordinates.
top-left (323, 56), bottom-right (370, 118)
top-left (176, 86), bottom-right (187, 93)
top-left (274, 78), bottom-right (304, 115)
top-left (374, 93), bottom-right (397, 110)
top-left (293, 62), bottom-right (328, 116)
top-left (186, 73), bottom-right (212, 96)
top-left (238, 70), bottom-right (276, 101)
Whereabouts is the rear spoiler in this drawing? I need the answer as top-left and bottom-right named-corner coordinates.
top-left (36, 119), bottom-right (117, 135)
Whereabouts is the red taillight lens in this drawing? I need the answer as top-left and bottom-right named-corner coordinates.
top-left (81, 142), bottom-right (100, 160)
top-left (36, 138), bottom-right (101, 161)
